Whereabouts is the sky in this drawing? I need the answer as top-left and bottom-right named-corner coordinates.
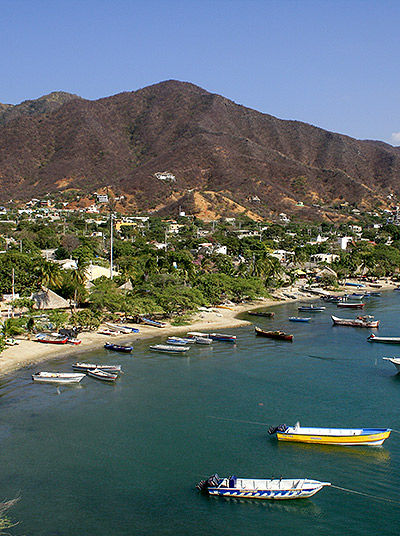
top-left (1, 0), bottom-right (400, 144)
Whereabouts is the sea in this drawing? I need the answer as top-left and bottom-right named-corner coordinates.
top-left (0, 291), bottom-right (400, 535)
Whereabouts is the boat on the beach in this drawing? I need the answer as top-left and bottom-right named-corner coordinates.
top-left (32, 372), bottom-right (86, 384)
top-left (105, 323), bottom-right (138, 334)
top-left (196, 473), bottom-right (331, 500)
top-left (382, 357), bottom-right (400, 372)
top-left (72, 362), bottom-right (122, 373)
top-left (255, 326), bottom-right (293, 342)
top-left (98, 329), bottom-right (119, 336)
top-left (67, 337), bottom-right (82, 345)
top-left (367, 333), bottom-right (400, 344)
top-left (141, 317), bottom-right (166, 328)
top-left (297, 305), bottom-right (325, 312)
top-left (268, 422), bottom-right (391, 446)
top-left (289, 317), bottom-right (311, 322)
top-left (209, 333), bottom-right (236, 342)
top-left (104, 342), bottom-right (133, 353)
top-left (35, 333), bottom-right (68, 344)
top-left (337, 302), bottom-right (365, 309)
top-left (248, 311), bottom-right (275, 318)
top-left (87, 368), bottom-right (118, 382)
top-left (5, 338), bottom-right (19, 346)
top-left (166, 337), bottom-right (195, 345)
top-left (345, 282), bottom-right (365, 288)
top-left (149, 344), bottom-right (190, 354)
top-left (331, 315), bottom-right (379, 328)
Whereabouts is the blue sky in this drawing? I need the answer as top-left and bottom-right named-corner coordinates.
top-left (1, 0), bottom-right (399, 144)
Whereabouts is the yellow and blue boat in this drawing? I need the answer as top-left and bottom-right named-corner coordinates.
top-left (268, 423), bottom-right (391, 446)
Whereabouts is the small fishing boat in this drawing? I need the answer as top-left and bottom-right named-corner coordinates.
top-left (72, 362), bottom-right (122, 373)
top-left (255, 326), bottom-right (293, 342)
top-left (187, 331), bottom-right (210, 338)
top-left (32, 372), bottom-right (85, 384)
top-left (87, 368), bottom-right (118, 382)
top-left (209, 333), bottom-right (236, 342)
top-left (105, 323), bottom-right (135, 334)
top-left (141, 317), bottom-right (166, 328)
top-left (331, 315), bottom-right (379, 328)
top-left (345, 282), bottom-right (365, 288)
top-left (166, 337), bottom-right (195, 346)
top-left (289, 317), bottom-right (311, 322)
top-left (346, 293), bottom-right (365, 300)
top-left (35, 333), bottom-right (68, 344)
top-left (382, 357), bottom-right (400, 372)
top-left (104, 342), bottom-right (133, 353)
top-left (369, 292), bottom-right (381, 297)
top-left (297, 305), bottom-right (325, 312)
top-left (98, 329), bottom-right (119, 336)
top-left (321, 295), bottom-right (342, 303)
top-left (149, 344), bottom-right (190, 354)
top-left (67, 337), bottom-right (82, 345)
top-left (337, 302), bottom-right (365, 309)
top-left (248, 311), bottom-right (275, 318)
top-left (268, 423), bottom-right (391, 446)
top-left (194, 336), bottom-right (212, 345)
top-left (5, 338), bottom-right (19, 346)
top-left (196, 474), bottom-right (331, 500)
top-left (367, 333), bottom-right (400, 344)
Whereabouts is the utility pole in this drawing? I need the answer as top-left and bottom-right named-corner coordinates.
top-left (110, 213), bottom-right (114, 280)
top-left (11, 267), bottom-right (15, 318)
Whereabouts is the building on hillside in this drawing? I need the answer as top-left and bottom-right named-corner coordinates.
top-left (310, 253), bottom-right (339, 264)
top-left (338, 236), bottom-right (354, 250)
top-left (270, 250), bottom-right (295, 263)
top-left (85, 264), bottom-right (119, 281)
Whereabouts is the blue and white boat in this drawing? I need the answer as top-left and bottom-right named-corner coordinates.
top-left (209, 333), bottom-right (236, 342)
top-left (166, 337), bottom-right (195, 346)
top-left (289, 317), bottom-right (311, 322)
top-left (298, 305), bottom-right (325, 312)
top-left (197, 474), bottom-right (331, 500)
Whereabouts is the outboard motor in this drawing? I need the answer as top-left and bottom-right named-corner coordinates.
top-left (268, 424), bottom-right (288, 435)
top-left (196, 473), bottom-right (220, 493)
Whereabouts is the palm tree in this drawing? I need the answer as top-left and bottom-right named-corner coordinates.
top-left (35, 261), bottom-right (63, 289)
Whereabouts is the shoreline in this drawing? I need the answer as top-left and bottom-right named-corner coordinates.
top-left (0, 280), bottom-right (396, 378)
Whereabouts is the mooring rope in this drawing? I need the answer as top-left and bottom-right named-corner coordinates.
top-left (390, 429), bottom-right (400, 434)
top-left (207, 415), bottom-right (267, 426)
top-left (332, 485), bottom-right (400, 505)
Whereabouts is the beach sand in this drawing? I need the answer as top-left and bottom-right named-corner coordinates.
top-left (0, 279), bottom-right (396, 377)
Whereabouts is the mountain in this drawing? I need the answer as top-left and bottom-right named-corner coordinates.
top-left (0, 80), bottom-right (399, 219)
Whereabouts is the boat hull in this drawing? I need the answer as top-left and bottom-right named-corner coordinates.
top-left (383, 357), bottom-right (400, 371)
top-left (276, 429), bottom-right (391, 446)
top-left (331, 315), bottom-right (379, 328)
top-left (255, 327), bottom-right (293, 341)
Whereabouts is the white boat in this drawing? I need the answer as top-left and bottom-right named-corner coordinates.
top-left (166, 337), bottom-right (195, 345)
top-left (382, 357), bottom-right (400, 372)
top-left (32, 372), bottom-right (85, 384)
top-left (331, 315), bottom-right (379, 328)
top-left (367, 333), bottom-right (400, 344)
top-left (197, 474), bottom-right (331, 500)
top-left (105, 323), bottom-right (133, 334)
top-left (98, 329), bottom-right (119, 336)
top-left (72, 362), bottom-right (122, 373)
top-left (5, 338), bottom-right (19, 346)
top-left (194, 336), bottom-right (212, 345)
top-left (87, 368), bottom-right (118, 382)
top-left (149, 344), bottom-right (190, 354)
top-left (187, 331), bottom-right (210, 338)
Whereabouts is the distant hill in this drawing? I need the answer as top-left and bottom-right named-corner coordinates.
top-left (0, 80), bottom-right (399, 219)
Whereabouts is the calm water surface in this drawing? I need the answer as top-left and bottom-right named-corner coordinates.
top-left (1, 292), bottom-right (400, 535)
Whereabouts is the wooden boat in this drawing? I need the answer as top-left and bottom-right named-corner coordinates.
top-left (255, 326), bottom-right (293, 342)
top-left (367, 333), bottom-right (400, 344)
top-left (331, 315), bottom-right (379, 328)
top-left (87, 368), bottom-right (118, 382)
top-left (166, 337), bottom-right (195, 346)
top-left (35, 333), bottom-right (68, 344)
top-left (149, 344), bottom-right (190, 354)
top-left (141, 317), bottom-right (166, 328)
top-left (321, 295), bottom-right (342, 303)
top-left (67, 337), bottom-right (82, 345)
top-left (337, 302), bottom-right (365, 309)
top-left (289, 317), bottom-right (311, 322)
top-left (196, 473), bottom-right (331, 500)
top-left (105, 323), bottom-right (135, 334)
top-left (104, 342), bottom-right (133, 353)
top-left (98, 329), bottom-right (119, 336)
top-left (382, 357), bottom-right (400, 372)
top-left (268, 423), bottom-right (391, 446)
top-left (5, 338), bottom-right (19, 346)
top-left (187, 331), bottom-right (210, 338)
top-left (248, 311), bottom-right (275, 318)
top-left (297, 305), bottom-right (325, 312)
top-left (346, 293), bottom-right (365, 300)
top-left (32, 372), bottom-right (85, 384)
top-left (209, 333), bottom-right (236, 342)
top-left (194, 336), bottom-right (212, 345)
top-left (72, 362), bottom-right (122, 373)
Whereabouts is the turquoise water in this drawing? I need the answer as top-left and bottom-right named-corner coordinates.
top-left (1, 293), bottom-right (400, 535)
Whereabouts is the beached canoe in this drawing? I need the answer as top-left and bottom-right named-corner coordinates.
top-left (268, 423), bottom-right (391, 446)
top-left (32, 372), bottom-right (86, 384)
top-left (196, 474), bottom-right (331, 500)
top-left (35, 333), bottom-right (68, 344)
top-left (255, 326), bottom-right (293, 341)
top-left (367, 333), bottom-right (400, 344)
top-left (382, 357), bottom-right (400, 372)
top-left (331, 315), bottom-right (379, 328)
top-left (248, 311), bottom-right (275, 318)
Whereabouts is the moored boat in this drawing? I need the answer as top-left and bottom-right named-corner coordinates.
top-left (196, 473), bottom-right (331, 500)
top-left (367, 333), bottom-right (400, 344)
top-left (149, 344), bottom-right (190, 354)
top-left (255, 326), bottom-right (293, 341)
top-left (209, 333), bottom-right (236, 342)
top-left (297, 305), bottom-right (325, 312)
top-left (289, 317), bottom-right (311, 322)
top-left (268, 423), bottom-right (391, 446)
top-left (32, 372), bottom-right (85, 384)
top-left (248, 311), bottom-right (275, 318)
top-left (337, 302), bottom-right (365, 309)
top-left (67, 337), bottom-right (82, 345)
top-left (87, 368), bottom-right (118, 382)
top-left (194, 336), bottom-right (212, 345)
top-left (104, 342), bottom-right (133, 353)
top-left (382, 357), bottom-right (400, 372)
top-left (72, 362), bottom-right (122, 373)
top-left (331, 315), bottom-right (379, 328)
top-left (166, 337), bottom-right (195, 346)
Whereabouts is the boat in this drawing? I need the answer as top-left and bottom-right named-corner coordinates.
top-left (35, 333), bottom-right (68, 344)
top-left (248, 311), bottom-right (275, 318)
top-left (104, 342), bottom-right (133, 353)
top-left (187, 331), bottom-right (210, 338)
top-left (5, 338), bottom-right (19, 346)
top-left (289, 317), bottom-right (311, 322)
top-left (331, 315), bottom-right (379, 328)
top-left (369, 292), bottom-right (381, 297)
top-left (255, 326), bottom-right (293, 342)
top-left (98, 329), bottom-right (119, 336)
top-left (194, 336), bottom-right (212, 345)
top-left (268, 422), bottom-right (391, 446)
top-left (382, 357), bottom-right (400, 372)
top-left (149, 344), bottom-right (190, 354)
top-left (67, 337), bottom-right (82, 345)
top-left (297, 305), bottom-right (325, 312)
top-left (87, 368), bottom-right (118, 382)
top-left (196, 473), bottom-right (331, 500)
top-left (321, 295), bottom-right (343, 303)
top-left (32, 372), bottom-right (85, 384)
top-left (209, 333), bottom-right (236, 342)
top-left (72, 362), bottom-right (122, 373)
top-left (141, 317), bottom-right (166, 328)
top-left (166, 337), bottom-right (195, 346)
top-left (367, 333), bottom-right (400, 344)
top-left (337, 302), bottom-right (365, 309)
top-left (345, 282), bottom-right (365, 288)
top-left (105, 323), bottom-right (135, 334)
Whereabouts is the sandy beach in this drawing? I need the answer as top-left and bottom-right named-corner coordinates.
top-left (0, 279), bottom-right (396, 378)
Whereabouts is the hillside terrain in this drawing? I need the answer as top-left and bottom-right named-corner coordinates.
top-left (0, 80), bottom-right (400, 219)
